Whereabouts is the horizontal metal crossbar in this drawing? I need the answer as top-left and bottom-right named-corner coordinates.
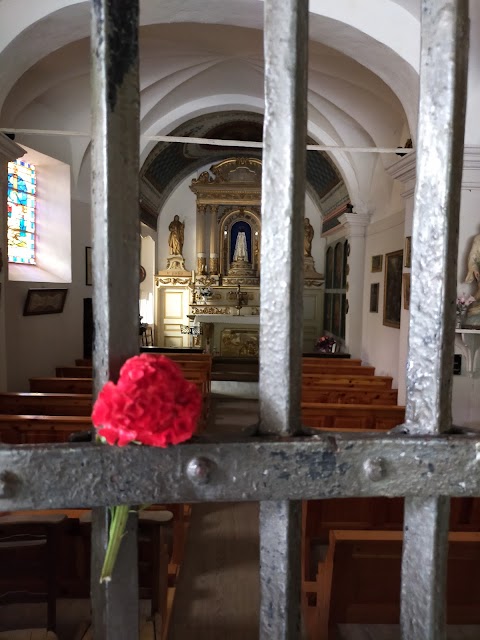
top-left (2, 432), bottom-right (480, 509)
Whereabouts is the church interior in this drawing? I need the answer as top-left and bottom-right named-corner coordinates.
top-left (1, 1), bottom-right (480, 639)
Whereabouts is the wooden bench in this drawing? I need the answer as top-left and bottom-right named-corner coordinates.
top-left (0, 415), bottom-right (92, 444)
top-left (302, 374), bottom-right (393, 389)
top-left (301, 403), bottom-right (405, 430)
top-left (302, 365), bottom-right (376, 377)
top-left (301, 387), bottom-right (398, 405)
top-left (0, 393), bottom-right (92, 417)
top-left (30, 377), bottom-right (93, 394)
top-left (56, 366), bottom-right (93, 378)
top-left (305, 530), bottom-right (480, 640)
top-left (302, 358), bottom-right (362, 367)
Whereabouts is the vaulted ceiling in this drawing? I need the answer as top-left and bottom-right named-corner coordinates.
top-left (0, 0), bottom-right (428, 215)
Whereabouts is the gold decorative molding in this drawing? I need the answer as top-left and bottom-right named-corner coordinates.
top-left (221, 329), bottom-right (259, 357)
top-left (191, 306), bottom-right (231, 315)
top-left (155, 276), bottom-right (191, 286)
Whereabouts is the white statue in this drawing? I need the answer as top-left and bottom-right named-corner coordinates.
top-left (465, 233), bottom-right (480, 324)
top-left (233, 231), bottom-right (249, 262)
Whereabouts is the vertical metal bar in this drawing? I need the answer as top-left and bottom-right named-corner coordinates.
top-left (259, 0), bottom-right (307, 437)
top-left (259, 1), bottom-right (308, 639)
top-left (402, 2), bottom-right (469, 639)
top-left (260, 501), bottom-right (302, 639)
top-left (90, 0), bottom-right (140, 638)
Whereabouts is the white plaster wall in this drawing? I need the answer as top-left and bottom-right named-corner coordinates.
top-left (6, 198), bottom-right (91, 390)
top-left (361, 210), bottom-right (405, 388)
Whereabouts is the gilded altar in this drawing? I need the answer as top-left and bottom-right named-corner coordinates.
top-left (154, 156), bottom-right (324, 353)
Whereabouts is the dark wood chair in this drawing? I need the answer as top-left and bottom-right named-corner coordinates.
top-left (0, 514), bottom-right (66, 638)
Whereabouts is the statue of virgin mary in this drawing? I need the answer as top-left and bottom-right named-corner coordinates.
top-left (233, 231), bottom-right (249, 262)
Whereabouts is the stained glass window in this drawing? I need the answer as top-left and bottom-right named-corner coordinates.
top-left (7, 159), bottom-right (36, 264)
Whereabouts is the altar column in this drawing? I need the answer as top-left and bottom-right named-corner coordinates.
top-left (196, 203), bottom-right (207, 274)
top-left (209, 205), bottom-right (219, 274)
top-left (0, 134), bottom-right (25, 391)
top-left (338, 211), bottom-right (371, 359)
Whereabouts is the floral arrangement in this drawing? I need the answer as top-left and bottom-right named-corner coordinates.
top-left (92, 354), bottom-right (202, 582)
top-left (456, 294), bottom-right (476, 313)
top-left (314, 335), bottom-right (337, 353)
top-left (199, 286), bottom-right (213, 300)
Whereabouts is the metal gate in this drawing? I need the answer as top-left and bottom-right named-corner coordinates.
top-left (0, 1), bottom-right (474, 638)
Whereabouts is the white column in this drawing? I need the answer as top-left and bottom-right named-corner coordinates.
top-left (196, 203), bottom-right (206, 274)
top-left (0, 134), bottom-right (26, 391)
top-left (386, 151), bottom-right (416, 404)
top-left (338, 211), bottom-right (371, 359)
top-left (209, 205), bottom-right (218, 274)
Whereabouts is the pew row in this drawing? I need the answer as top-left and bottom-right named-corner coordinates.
top-left (302, 365), bottom-right (376, 377)
top-left (304, 530), bottom-right (480, 640)
top-left (0, 393), bottom-right (92, 416)
top-left (301, 387), bottom-right (398, 405)
top-left (0, 415), bottom-right (91, 444)
top-left (301, 403), bottom-right (405, 430)
top-left (302, 374), bottom-right (393, 389)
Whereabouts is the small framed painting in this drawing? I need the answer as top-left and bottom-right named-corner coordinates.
top-left (383, 250), bottom-right (404, 328)
top-left (371, 255), bottom-right (383, 273)
top-left (370, 283), bottom-right (379, 313)
top-left (85, 246), bottom-right (92, 286)
top-left (23, 288), bottom-right (68, 316)
top-left (403, 273), bottom-right (411, 310)
top-left (404, 236), bottom-right (412, 268)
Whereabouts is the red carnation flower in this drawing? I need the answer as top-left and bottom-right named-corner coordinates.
top-left (92, 354), bottom-right (202, 447)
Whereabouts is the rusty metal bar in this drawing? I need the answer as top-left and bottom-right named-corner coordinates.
top-left (90, 0), bottom-right (141, 638)
top-left (401, 1), bottom-right (469, 639)
top-left (259, 0), bottom-right (308, 637)
top-left (4, 432), bottom-right (480, 506)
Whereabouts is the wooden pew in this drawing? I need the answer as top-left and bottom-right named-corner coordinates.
top-left (306, 530), bottom-right (480, 640)
top-left (0, 415), bottom-right (91, 444)
top-left (302, 358), bottom-right (362, 367)
top-left (30, 377), bottom-right (92, 394)
top-left (301, 403), bottom-right (405, 430)
top-left (301, 387), bottom-right (398, 405)
top-left (56, 366), bottom-right (92, 378)
top-left (302, 374), bottom-right (393, 389)
top-left (0, 393), bottom-right (92, 417)
top-left (302, 364), bottom-right (376, 376)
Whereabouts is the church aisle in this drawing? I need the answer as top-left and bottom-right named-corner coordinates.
top-left (167, 394), bottom-right (260, 640)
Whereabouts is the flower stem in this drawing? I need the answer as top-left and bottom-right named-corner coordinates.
top-left (99, 505), bottom-right (130, 583)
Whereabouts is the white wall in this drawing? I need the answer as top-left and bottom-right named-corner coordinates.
top-left (6, 198), bottom-right (91, 390)
top-left (361, 210), bottom-right (405, 388)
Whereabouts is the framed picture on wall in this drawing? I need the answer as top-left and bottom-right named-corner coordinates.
top-left (85, 246), bottom-right (92, 286)
top-left (404, 236), bottom-right (412, 268)
top-left (383, 250), bottom-right (404, 328)
top-left (23, 288), bottom-right (68, 316)
top-left (403, 273), bottom-right (411, 310)
top-left (370, 283), bottom-right (379, 313)
top-left (371, 255), bottom-right (383, 272)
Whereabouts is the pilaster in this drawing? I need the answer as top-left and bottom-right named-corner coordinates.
top-left (0, 134), bottom-right (26, 391)
top-left (338, 211), bottom-right (371, 359)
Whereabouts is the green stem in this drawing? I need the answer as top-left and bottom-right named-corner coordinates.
top-left (99, 505), bottom-right (130, 583)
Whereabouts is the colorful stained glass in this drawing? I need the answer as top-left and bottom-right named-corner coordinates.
top-left (7, 160), bottom-right (36, 264)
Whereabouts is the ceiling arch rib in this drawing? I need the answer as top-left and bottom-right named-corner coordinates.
top-left (0, 0), bottom-right (419, 131)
